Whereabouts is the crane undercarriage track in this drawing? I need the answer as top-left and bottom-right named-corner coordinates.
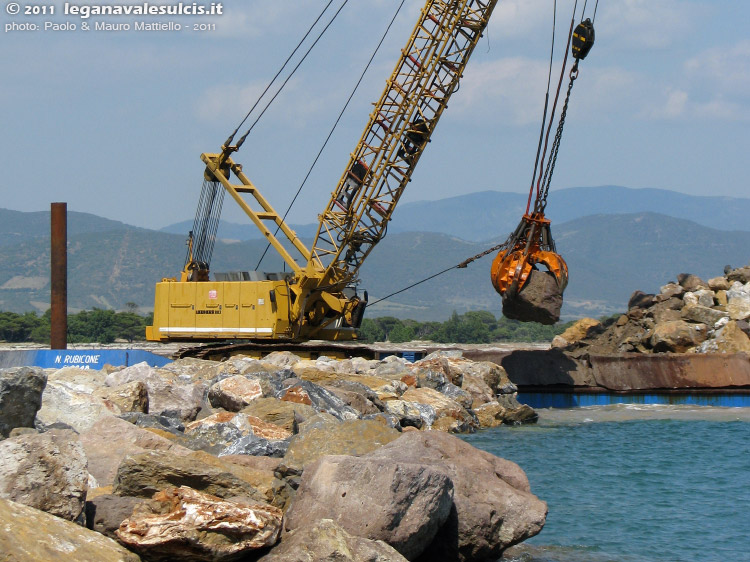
top-left (174, 341), bottom-right (381, 362)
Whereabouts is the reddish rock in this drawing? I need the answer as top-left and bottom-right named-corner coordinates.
top-left (207, 375), bottom-right (263, 412)
top-left (281, 386), bottom-right (313, 406)
top-left (116, 486), bottom-right (282, 561)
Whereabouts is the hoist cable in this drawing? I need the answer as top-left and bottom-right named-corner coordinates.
top-left (592, 0), bottom-right (600, 23)
top-left (534, 2), bottom-right (577, 204)
top-left (234, 0), bottom-right (350, 151)
top-left (255, 0), bottom-right (407, 270)
top-left (366, 239), bottom-right (509, 308)
top-left (526, 0), bottom-right (558, 215)
top-left (224, 0), bottom-right (336, 148)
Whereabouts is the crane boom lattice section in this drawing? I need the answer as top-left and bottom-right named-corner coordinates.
top-left (311, 0), bottom-right (498, 284)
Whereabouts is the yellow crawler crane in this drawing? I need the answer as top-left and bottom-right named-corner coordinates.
top-left (147, 0), bottom-right (500, 343)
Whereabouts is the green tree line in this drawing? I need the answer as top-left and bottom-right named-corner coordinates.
top-left (357, 310), bottom-right (574, 344)
top-left (1, 308), bottom-right (572, 345)
top-left (0, 306), bottom-right (153, 344)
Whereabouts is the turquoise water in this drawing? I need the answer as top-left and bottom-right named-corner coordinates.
top-left (462, 405), bottom-right (750, 562)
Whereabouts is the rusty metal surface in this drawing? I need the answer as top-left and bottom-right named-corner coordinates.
top-left (50, 202), bottom-right (67, 350)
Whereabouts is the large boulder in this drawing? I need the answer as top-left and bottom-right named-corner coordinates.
top-left (553, 318), bottom-right (602, 348)
top-left (649, 320), bottom-right (708, 352)
top-left (366, 431), bottom-right (546, 562)
top-left (279, 380), bottom-right (360, 421)
top-left (0, 366), bottom-right (47, 438)
top-left (259, 518), bottom-right (408, 562)
top-left (241, 396), bottom-right (317, 433)
top-left (112, 450), bottom-right (268, 503)
top-left (106, 362), bottom-right (205, 422)
top-left (401, 387), bottom-right (476, 432)
top-left (727, 282), bottom-right (750, 321)
top-left (80, 416), bottom-right (193, 486)
top-left (281, 419), bottom-right (400, 475)
top-left (0, 497), bottom-right (141, 561)
top-left (0, 429), bottom-right (88, 522)
top-left (208, 374), bottom-right (264, 411)
top-left (284, 455), bottom-right (453, 560)
top-left (93, 381), bottom-right (148, 413)
top-left (502, 269), bottom-right (563, 325)
top-left (36, 378), bottom-right (121, 433)
top-left (116, 486), bottom-right (282, 562)
top-left (86, 494), bottom-right (145, 539)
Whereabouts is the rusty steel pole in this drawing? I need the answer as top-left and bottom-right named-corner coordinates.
top-left (50, 202), bottom-right (67, 349)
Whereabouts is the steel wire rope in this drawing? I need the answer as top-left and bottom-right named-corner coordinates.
top-left (526, 0), bottom-right (558, 215)
top-left (255, 0), bottom-right (407, 270)
top-left (234, 0), bottom-right (350, 151)
top-left (224, 0), bottom-right (337, 148)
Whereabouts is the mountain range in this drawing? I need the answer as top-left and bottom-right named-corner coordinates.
top-left (2, 186), bottom-right (749, 321)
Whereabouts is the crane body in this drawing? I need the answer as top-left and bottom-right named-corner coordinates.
top-left (147, 0), bottom-right (502, 343)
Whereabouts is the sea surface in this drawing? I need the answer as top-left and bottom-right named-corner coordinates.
top-left (462, 404), bottom-right (750, 562)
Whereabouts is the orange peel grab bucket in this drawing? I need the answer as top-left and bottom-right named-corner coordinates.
top-left (490, 212), bottom-right (568, 298)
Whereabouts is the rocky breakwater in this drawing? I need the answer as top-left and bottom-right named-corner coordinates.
top-left (0, 350), bottom-right (545, 561)
top-left (503, 265), bottom-right (750, 392)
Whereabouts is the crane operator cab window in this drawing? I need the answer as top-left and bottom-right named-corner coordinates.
top-left (398, 117), bottom-right (429, 162)
top-left (335, 160), bottom-right (369, 212)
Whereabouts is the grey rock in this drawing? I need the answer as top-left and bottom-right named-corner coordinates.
top-left (284, 455), bottom-right (454, 560)
top-left (677, 273), bottom-right (708, 291)
top-left (502, 269), bottom-right (563, 325)
top-left (0, 429), bottom-right (88, 522)
top-left (681, 304), bottom-right (729, 326)
top-left (628, 290), bottom-right (655, 310)
top-left (86, 494), bottom-right (144, 539)
top-left (207, 374), bottom-right (264, 411)
top-left (259, 518), bottom-right (408, 562)
top-left (219, 434), bottom-right (290, 458)
top-left (0, 366), bottom-right (47, 438)
top-left (727, 266), bottom-right (750, 284)
top-left (277, 379), bottom-right (360, 421)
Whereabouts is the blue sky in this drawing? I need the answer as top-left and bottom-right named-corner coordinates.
top-left (2, 0), bottom-right (749, 229)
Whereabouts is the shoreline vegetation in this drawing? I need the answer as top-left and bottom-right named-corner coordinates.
top-left (0, 308), bottom-right (576, 345)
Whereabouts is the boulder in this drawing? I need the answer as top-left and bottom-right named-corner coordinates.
top-left (321, 385), bottom-right (381, 416)
top-left (0, 429), bottom-right (88, 522)
top-left (241, 396), bottom-right (317, 433)
top-left (259, 518), bottom-right (408, 562)
top-left (219, 433), bottom-right (290, 458)
top-left (727, 266), bottom-right (750, 284)
top-left (628, 291), bottom-right (655, 310)
top-left (284, 455), bottom-right (454, 560)
top-left (86, 494), bottom-right (145, 539)
top-left (401, 387), bottom-right (476, 432)
top-left (502, 269), bottom-right (563, 325)
top-left (0, 497), bottom-right (141, 561)
top-left (659, 282), bottom-right (684, 300)
top-left (677, 273), bottom-right (708, 291)
top-left (208, 374), bottom-right (264, 411)
top-left (366, 431), bottom-right (546, 562)
top-left (708, 276), bottom-right (731, 291)
top-left (0, 366), bottom-right (47, 438)
top-left (112, 450), bottom-right (267, 502)
top-left (699, 321), bottom-right (750, 353)
top-left (80, 416), bottom-right (193, 486)
top-left (93, 381), bottom-right (148, 413)
top-left (188, 451), bottom-right (291, 509)
top-left (681, 305), bottom-right (729, 326)
top-left (555, 318), bottom-right (602, 347)
top-left (278, 380), bottom-right (360, 421)
top-left (683, 289), bottom-right (716, 308)
top-left (459, 373), bottom-right (495, 409)
top-left (413, 355), bottom-right (465, 386)
top-left (384, 399), bottom-right (427, 429)
top-left (116, 486), bottom-right (282, 562)
top-left (281, 419), bottom-right (400, 475)
top-left (105, 362), bottom-right (204, 422)
top-left (36, 378), bottom-right (121, 433)
top-left (726, 283), bottom-right (750, 321)
top-left (649, 320), bottom-right (708, 353)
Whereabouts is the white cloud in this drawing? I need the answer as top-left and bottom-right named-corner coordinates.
top-left (597, 0), bottom-right (696, 49)
top-left (685, 40), bottom-right (750, 96)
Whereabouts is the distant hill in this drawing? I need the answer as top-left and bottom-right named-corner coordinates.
top-left (159, 186), bottom-right (750, 243)
top-left (0, 208), bottom-right (141, 247)
top-left (2, 207), bottom-right (748, 321)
